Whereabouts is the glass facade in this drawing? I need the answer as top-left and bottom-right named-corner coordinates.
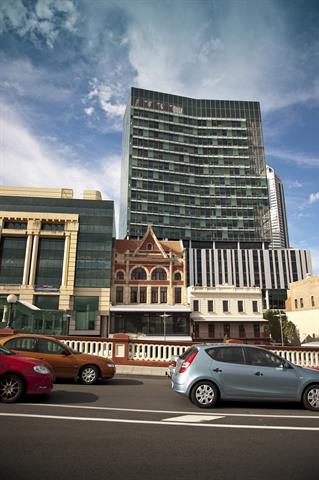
top-left (121, 87), bottom-right (271, 243)
top-left (35, 238), bottom-right (64, 289)
top-left (74, 296), bottom-right (99, 330)
top-left (0, 237), bottom-right (27, 284)
top-left (110, 312), bottom-right (189, 336)
top-left (0, 196), bottom-right (115, 289)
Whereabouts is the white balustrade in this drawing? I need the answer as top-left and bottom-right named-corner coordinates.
top-left (58, 337), bottom-right (319, 368)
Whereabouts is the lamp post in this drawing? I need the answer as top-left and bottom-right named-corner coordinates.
top-left (160, 312), bottom-right (170, 341)
top-left (6, 294), bottom-right (17, 329)
top-left (274, 310), bottom-right (285, 346)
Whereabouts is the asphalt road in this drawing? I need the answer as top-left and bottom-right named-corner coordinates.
top-left (1, 375), bottom-right (319, 480)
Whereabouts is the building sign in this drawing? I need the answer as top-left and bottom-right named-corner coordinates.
top-left (134, 98), bottom-right (183, 115)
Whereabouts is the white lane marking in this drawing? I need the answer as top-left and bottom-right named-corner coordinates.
top-left (1, 413), bottom-right (319, 431)
top-left (22, 403), bottom-right (319, 420)
top-left (163, 415), bottom-right (224, 423)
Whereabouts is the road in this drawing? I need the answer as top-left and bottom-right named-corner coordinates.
top-left (1, 375), bottom-right (319, 480)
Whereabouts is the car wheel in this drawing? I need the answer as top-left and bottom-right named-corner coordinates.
top-left (302, 384), bottom-right (319, 411)
top-left (190, 381), bottom-right (218, 408)
top-left (79, 365), bottom-right (100, 385)
top-left (0, 374), bottom-right (24, 403)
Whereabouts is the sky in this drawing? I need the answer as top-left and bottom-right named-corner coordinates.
top-left (0, 0), bottom-right (318, 273)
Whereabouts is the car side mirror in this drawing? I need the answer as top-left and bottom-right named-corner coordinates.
top-left (62, 349), bottom-right (71, 356)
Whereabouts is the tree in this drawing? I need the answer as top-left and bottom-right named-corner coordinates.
top-left (263, 310), bottom-right (300, 346)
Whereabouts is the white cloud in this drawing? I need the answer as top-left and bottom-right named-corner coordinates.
top-left (0, 101), bottom-right (121, 231)
top-left (309, 192), bottom-right (319, 204)
top-left (286, 180), bottom-right (303, 189)
top-left (268, 148), bottom-right (319, 168)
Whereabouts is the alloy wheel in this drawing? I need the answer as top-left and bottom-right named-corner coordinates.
top-left (0, 374), bottom-right (23, 403)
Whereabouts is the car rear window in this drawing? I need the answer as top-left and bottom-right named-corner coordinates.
top-left (206, 346), bottom-right (245, 364)
top-left (180, 346), bottom-right (198, 360)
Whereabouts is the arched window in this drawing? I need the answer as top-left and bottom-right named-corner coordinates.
top-left (146, 243), bottom-right (153, 250)
top-left (151, 268), bottom-right (167, 280)
top-left (174, 272), bottom-right (182, 281)
top-left (131, 267), bottom-right (147, 280)
top-left (116, 271), bottom-right (125, 280)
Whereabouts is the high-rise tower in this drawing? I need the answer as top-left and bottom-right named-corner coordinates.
top-left (266, 165), bottom-right (289, 248)
top-left (120, 87), bottom-right (271, 244)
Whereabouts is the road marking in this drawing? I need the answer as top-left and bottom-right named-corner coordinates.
top-left (22, 403), bottom-right (319, 420)
top-left (162, 415), bottom-right (224, 422)
top-left (1, 413), bottom-right (319, 431)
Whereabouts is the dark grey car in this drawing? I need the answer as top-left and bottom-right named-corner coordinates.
top-left (171, 344), bottom-right (319, 410)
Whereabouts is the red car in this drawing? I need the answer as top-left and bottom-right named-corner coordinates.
top-left (0, 345), bottom-right (54, 403)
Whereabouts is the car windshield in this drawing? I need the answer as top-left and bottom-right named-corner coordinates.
top-left (0, 345), bottom-right (15, 356)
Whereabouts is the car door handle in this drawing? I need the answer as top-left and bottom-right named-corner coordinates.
top-left (213, 368), bottom-right (222, 373)
top-left (254, 371), bottom-right (263, 376)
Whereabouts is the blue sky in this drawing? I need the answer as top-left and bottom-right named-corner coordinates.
top-left (0, 0), bottom-right (318, 272)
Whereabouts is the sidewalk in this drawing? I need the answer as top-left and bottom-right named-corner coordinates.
top-left (115, 364), bottom-right (168, 376)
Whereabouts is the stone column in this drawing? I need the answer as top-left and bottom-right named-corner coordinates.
top-left (61, 234), bottom-right (70, 288)
top-left (22, 234), bottom-right (33, 285)
top-left (29, 234), bottom-right (39, 286)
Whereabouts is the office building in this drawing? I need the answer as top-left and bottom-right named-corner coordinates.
top-left (266, 165), bottom-right (289, 248)
top-left (0, 186), bottom-right (115, 336)
top-left (120, 87), bottom-right (271, 244)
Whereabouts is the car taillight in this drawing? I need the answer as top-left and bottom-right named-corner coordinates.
top-left (179, 350), bottom-right (198, 373)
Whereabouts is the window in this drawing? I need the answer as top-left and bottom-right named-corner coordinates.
top-left (37, 339), bottom-right (65, 354)
top-left (311, 296), bottom-right (315, 307)
top-left (4, 220), bottom-right (27, 229)
top-left (208, 300), bottom-right (214, 312)
top-left (151, 268), bottom-right (167, 280)
top-left (223, 324), bottom-right (230, 337)
top-left (74, 296), bottom-right (98, 330)
top-left (223, 300), bottom-right (229, 312)
top-left (238, 300), bottom-right (244, 313)
top-left (252, 300), bottom-right (258, 313)
top-left (34, 295), bottom-right (59, 310)
top-left (193, 300), bottom-right (199, 312)
top-left (294, 299), bottom-right (298, 309)
top-left (160, 287), bottom-right (167, 303)
top-left (207, 346), bottom-right (245, 364)
top-left (131, 267), bottom-right (147, 280)
top-left (116, 271), bottom-right (125, 280)
top-left (253, 324), bottom-right (260, 338)
top-left (146, 243), bottom-right (153, 250)
top-left (116, 287), bottom-right (124, 303)
top-left (151, 287), bottom-right (158, 303)
top-left (300, 298), bottom-right (304, 308)
top-left (140, 287), bottom-right (147, 303)
top-left (130, 287), bottom-right (138, 303)
top-left (245, 347), bottom-right (283, 367)
top-left (174, 272), bottom-right (182, 281)
top-left (5, 337), bottom-right (37, 352)
top-left (208, 324), bottom-right (215, 338)
top-left (41, 222), bottom-right (64, 231)
top-left (174, 287), bottom-right (181, 304)
top-left (239, 324), bottom-right (246, 338)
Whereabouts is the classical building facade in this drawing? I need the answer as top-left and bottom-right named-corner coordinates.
top-left (189, 284), bottom-right (268, 344)
top-left (285, 274), bottom-right (319, 342)
top-left (110, 225), bottom-right (191, 339)
top-left (0, 187), bottom-right (115, 336)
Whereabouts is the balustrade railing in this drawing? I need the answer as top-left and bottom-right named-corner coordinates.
top-left (57, 336), bottom-right (319, 369)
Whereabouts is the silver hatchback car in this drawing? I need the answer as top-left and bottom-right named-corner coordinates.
top-left (171, 344), bottom-right (319, 411)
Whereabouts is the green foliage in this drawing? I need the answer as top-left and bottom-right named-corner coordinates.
top-left (263, 310), bottom-right (300, 346)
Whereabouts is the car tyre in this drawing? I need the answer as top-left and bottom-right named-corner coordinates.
top-left (302, 384), bottom-right (319, 411)
top-left (190, 381), bottom-right (219, 408)
top-left (0, 374), bottom-right (24, 403)
top-left (79, 365), bottom-right (100, 385)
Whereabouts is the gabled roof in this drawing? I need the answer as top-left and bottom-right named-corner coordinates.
top-left (115, 225), bottom-right (183, 255)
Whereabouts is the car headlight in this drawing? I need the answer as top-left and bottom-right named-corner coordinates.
top-left (33, 365), bottom-right (51, 375)
top-left (107, 363), bottom-right (115, 368)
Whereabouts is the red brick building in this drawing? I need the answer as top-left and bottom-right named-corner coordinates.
top-left (110, 225), bottom-right (191, 339)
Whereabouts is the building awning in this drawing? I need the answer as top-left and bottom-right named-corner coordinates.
top-left (192, 316), bottom-right (267, 323)
top-left (110, 305), bottom-right (192, 313)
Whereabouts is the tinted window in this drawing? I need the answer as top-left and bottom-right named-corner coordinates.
top-left (207, 347), bottom-right (245, 364)
top-left (37, 339), bottom-right (66, 355)
top-left (5, 337), bottom-right (37, 352)
top-left (244, 348), bottom-right (283, 368)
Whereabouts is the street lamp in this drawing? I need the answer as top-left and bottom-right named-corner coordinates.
top-left (160, 312), bottom-right (170, 341)
top-left (274, 310), bottom-right (285, 346)
top-left (6, 294), bottom-right (17, 329)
